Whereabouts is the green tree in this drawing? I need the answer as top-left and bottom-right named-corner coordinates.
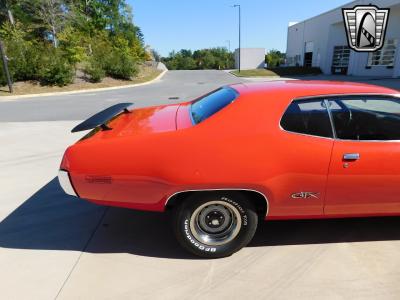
top-left (0, 0), bottom-right (147, 86)
top-left (265, 49), bottom-right (285, 68)
top-left (164, 47), bottom-right (234, 70)
top-left (150, 49), bottom-right (161, 61)
top-left (18, 0), bottom-right (68, 48)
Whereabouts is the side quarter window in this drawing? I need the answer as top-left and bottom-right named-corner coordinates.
top-left (329, 96), bottom-right (400, 140)
top-left (280, 99), bottom-right (333, 138)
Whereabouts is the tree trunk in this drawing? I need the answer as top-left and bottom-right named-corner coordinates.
top-left (52, 26), bottom-right (58, 48)
top-left (7, 10), bottom-right (14, 25)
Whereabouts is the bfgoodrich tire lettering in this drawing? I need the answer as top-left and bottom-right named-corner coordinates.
top-left (173, 192), bottom-right (258, 258)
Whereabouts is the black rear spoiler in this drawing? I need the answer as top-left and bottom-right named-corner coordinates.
top-left (71, 103), bottom-right (133, 133)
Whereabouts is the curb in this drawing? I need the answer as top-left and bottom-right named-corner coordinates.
top-left (0, 69), bottom-right (168, 101)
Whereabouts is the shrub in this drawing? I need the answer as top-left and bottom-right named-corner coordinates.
top-left (10, 43), bottom-right (42, 81)
top-left (84, 59), bottom-right (105, 82)
top-left (86, 33), bottom-right (138, 80)
top-left (0, 23), bottom-right (42, 81)
top-left (58, 27), bottom-right (88, 66)
top-left (268, 67), bottom-right (322, 76)
top-left (265, 50), bottom-right (285, 68)
top-left (104, 51), bottom-right (138, 80)
top-left (39, 51), bottom-right (74, 86)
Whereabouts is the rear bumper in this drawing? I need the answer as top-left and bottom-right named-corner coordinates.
top-left (58, 170), bottom-right (78, 197)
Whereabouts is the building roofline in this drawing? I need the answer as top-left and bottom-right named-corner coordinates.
top-left (288, 0), bottom-right (359, 27)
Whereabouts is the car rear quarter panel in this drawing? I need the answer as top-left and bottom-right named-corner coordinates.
top-left (67, 83), bottom-right (399, 218)
top-left (68, 89), bottom-right (328, 218)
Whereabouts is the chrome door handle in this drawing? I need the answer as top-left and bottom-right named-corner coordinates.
top-left (343, 153), bottom-right (360, 161)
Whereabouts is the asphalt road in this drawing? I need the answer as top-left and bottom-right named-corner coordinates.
top-left (0, 70), bottom-right (246, 122)
top-left (1, 71), bottom-right (400, 299)
top-left (0, 71), bottom-right (398, 122)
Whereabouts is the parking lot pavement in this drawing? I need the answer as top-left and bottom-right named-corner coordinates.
top-left (292, 75), bottom-right (400, 91)
top-left (1, 71), bottom-right (400, 299)
top-left (242, 74), bottom-right (400, 91)
top-left (56, 208), bottom-right (400, 300)
top-left (2, 148), bottom-right (400, 300)
top-left (0, 121), bottom-right (106, 299)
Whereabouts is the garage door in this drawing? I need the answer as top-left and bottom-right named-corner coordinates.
top-left (331, 46), bottom-right (350, 74)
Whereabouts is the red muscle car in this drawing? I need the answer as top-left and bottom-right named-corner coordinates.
top-left (59, 81), bottom-right (400, 258)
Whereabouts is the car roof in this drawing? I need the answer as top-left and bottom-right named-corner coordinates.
top-left (230, 80), bottom-right (399, 100)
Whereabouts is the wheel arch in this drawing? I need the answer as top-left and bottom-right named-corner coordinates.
top-left (165, 189), bottom-right (269, 219)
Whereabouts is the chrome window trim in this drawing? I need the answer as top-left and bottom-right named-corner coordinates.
top-left (288, 93), bottom-right (400, 101)
top-left (324, 99), bottom-right (337, 139)
top-left (165, 188), bottom-right (270, 218)
top-left (279, 93), bottom-right (400, 142)
top-left (333, 139), bottom-right (400, 143)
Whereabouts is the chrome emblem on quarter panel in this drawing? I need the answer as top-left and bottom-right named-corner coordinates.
top-left (291, 192), bottom-right (320, 199)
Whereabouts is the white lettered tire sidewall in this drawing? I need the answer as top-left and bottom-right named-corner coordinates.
top-left (174, 192), bottom-right (258, 258)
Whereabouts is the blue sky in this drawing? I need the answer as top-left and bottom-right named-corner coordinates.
top-left (129, 0), bottom-right (350, 56)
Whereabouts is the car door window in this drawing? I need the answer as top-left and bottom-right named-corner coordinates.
top-left (329, 96), bottom-right (400, 140)
top-left (281, 99), bottom-right (333, 138)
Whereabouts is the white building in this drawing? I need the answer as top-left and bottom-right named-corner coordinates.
top-left (234, 48), bottom-right (265, 70)
top-left (286, 0), bottom-right (400, 77)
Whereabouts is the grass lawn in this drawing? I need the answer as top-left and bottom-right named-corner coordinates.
top-left (0, 64), bottom-right (162, 96)
top-left (230, 67), bottom-right (322, 77)
top-left (230, 69), bottom-right (279, 77)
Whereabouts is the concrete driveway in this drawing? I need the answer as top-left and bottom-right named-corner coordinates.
top-left (1, 70), bottom-right (400, 300)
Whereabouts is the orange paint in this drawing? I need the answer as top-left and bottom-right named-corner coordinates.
top-left (60, 81), bottom-right (400, 219)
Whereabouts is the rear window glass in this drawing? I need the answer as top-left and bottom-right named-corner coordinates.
top-left (191, 87), bottom-right (238, 124)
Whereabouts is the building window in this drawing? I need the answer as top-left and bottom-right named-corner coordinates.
top-left (286, 55), bottom-right (301, 66)
top-left (367, 39), bottom-right (398, 67)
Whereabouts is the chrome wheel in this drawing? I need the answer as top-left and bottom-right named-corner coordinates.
top-left (189, 200), bottom-right (242, 246)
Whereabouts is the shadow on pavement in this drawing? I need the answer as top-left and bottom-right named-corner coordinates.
top-left (0, 178), bottom-right (192, 259)
top-left (250, 216), bottom-right (400, 247)
top-left (0, 178), bottom-right (106, 252)
top-left (1, 177), bottom-right (400, 259)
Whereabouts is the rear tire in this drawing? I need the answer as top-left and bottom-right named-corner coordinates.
top-left (173, 192), bottom-right (258, 258)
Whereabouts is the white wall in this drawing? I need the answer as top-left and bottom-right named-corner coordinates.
top-left (286, 24), bottom-right (305, 66)
top-left (286, 4), bottom-right (346, 72)
top-left (234, 48), bottom-right (265, 70)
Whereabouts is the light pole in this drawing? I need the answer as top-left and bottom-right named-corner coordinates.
top-left (232, 4), bottom-right (241, 72)
top-left (0, 40), bottom-right (12, 93)
top-left (225, 40), bottom-right (231, 52)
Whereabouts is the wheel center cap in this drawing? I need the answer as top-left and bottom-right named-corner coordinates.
top-left (205, 210), bottom-right (226, 229)
top-left (211, 219), bottom-right (220, 226)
